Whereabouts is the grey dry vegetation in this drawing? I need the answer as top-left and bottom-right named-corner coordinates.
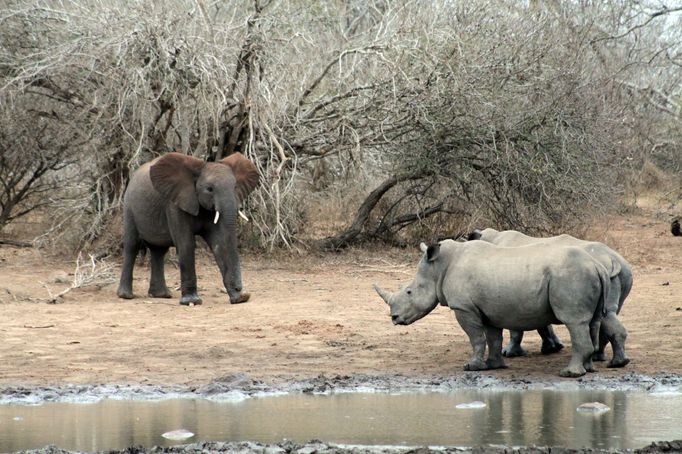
top-left (0, 0), bottom-right (681, 252)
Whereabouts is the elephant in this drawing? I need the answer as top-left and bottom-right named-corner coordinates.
top-left (467, 228), bottom-right (631, 368)
top-left (374, 239), bottom-right (611, 377)
top-left (117, 152), bottom-right (259, 305)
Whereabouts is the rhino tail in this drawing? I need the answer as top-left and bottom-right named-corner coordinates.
top-left (608, 257), bottom-right (621, 278)
top-left (595, 262), bottom-right (610, 318)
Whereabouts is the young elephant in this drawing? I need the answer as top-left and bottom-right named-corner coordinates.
top-left (375, 240), bottom-right (610, 378)
top-left (468, 228), bottom-right (631, 368)
top-left (117, 152), bottom-right (259, 305)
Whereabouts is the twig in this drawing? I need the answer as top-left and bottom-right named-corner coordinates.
top-left (41, 252), bottom-right (117, 303)
top-left (0, 239), bottom-right (33, 248)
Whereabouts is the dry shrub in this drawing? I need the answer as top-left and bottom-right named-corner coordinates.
top-left (1, 0), bottom-right (681, 252)
top-left (637, 160), bottom-right (669, 191)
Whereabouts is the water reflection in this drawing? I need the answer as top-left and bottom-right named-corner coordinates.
top-left (1, 389), bottom-right (681, 452)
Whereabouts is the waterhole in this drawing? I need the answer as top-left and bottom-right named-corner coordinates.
top-left (2, 387), bottom-right (682, 452)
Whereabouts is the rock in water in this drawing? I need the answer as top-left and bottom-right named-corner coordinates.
top-left (456, 401), bottom-right (487, 409)
top-left (576, 402), bottom-right (610, 414)
top-left (162, 429), bottom-right (195, 440)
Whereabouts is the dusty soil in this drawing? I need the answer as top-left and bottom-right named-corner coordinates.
top-left (1, 209), bottom-right (681, 391)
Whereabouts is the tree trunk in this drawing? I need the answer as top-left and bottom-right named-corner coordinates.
top-left (319, 172), bottom-right (425, 250)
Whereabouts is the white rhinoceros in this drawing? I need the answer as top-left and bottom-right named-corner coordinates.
top-left (374, 239), bottom-right (611, 378)
top-left (468, 228), bottom-right (631, 368)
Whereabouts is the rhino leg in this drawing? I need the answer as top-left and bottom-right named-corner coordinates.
top-left (601, 313), bottom-right (630, 368)
top-left (593, 329), bottom-right (609, 361)
top-left (502, 330), bottom-right (528, 357)
top-left (560, 322), bottom-right (594, 378)
top-left (485, 326), bottom-right (508, 369)
top-left (455, 310), bottom-right (489, 371)
top-left (599, 277), bottom-right (630, 368)
top-left (539, 325), bottom-right (564, 354)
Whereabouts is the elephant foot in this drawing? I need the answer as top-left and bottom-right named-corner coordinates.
top-left (502, 344), bottom-right (527, 358)
top-left (592, 351), bottom-right (608, 362)
top-left (486, 358), bottom-right (508, 370)
top-left (463, 359), bottom-right (488, 371)
top-left (559, 366), bottom-right (587, 378)
top-left (230, 292), bottom-right (250, 304)
top-left (541, 340), bottom-right (564, 355)
top-left (180, 294), bottom-right (203, 306)
top-left (584, 362), bottom-right (596, 373)
top-left (607, 357), bottom-right (630, 368)
top-left (148, 287), bottom-right (172, 299)
top-left (117, 286), bottom-right (134, 299)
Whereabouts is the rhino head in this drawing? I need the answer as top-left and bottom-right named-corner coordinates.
top-left (374, 242), bottom-right (442, 325)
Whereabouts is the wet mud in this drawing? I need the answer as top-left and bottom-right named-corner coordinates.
top-left (12, 439), bottom-right (682, 454)
top-left (3, 372), bottom-right (682, 405)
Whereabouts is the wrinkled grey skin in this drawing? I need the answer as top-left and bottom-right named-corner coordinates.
top-left (375, 240), bottom-right (610, 378)
top-left (468, 228), bottom-right (631, 368)
top-left (117, 152), bottom-right (259, 306)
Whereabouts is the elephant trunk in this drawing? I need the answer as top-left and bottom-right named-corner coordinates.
top-left (373, 284), bottom-right (392, 305)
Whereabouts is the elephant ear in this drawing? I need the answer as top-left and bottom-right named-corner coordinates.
top-left (220, 152), bottom-right (260, 203)
top-left (149, 152), bottom-right (205, 215)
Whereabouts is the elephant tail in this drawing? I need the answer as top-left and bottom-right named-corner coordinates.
top-left (135, 243), bottom-right (148, 265)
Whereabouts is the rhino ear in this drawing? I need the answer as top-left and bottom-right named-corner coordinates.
top-left (467, 229), bottom-right (482, 241)
top-left (149, 153), bottom-right (204, 215)
top-left (426, 243), bottom-right (441, 262)
top-left (220, 153), bottom-right (260, 204)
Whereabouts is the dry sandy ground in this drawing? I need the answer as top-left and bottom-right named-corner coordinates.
top-left (1, 210), bottom-right (681, 389)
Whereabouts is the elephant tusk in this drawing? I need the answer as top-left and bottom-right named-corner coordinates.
top-left (238, 210), bottom-right (249, 222)
top-left (214, 211), bottom-right (220, 224)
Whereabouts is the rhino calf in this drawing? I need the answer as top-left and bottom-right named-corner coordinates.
top-left (375, 239), bottom-right (611, 378)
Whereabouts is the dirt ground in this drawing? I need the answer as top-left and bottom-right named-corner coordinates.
top-left (1, 206), bottom-right (681, 389)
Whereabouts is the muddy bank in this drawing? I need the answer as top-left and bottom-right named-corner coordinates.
top-left (2, 372), bottom-right (682, 404)
top-left (14, 439), bottom-right (682, 454)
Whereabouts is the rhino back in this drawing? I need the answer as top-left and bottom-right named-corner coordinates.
top-left (441, 243), bottom-right (602, 330)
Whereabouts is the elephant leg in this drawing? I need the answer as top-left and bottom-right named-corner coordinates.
top-left (502, 330), bottom-right (528, 357)
top-left (560, 322), bottom-right (594, 378)
top-left (147, 246), bottom-right (172, 298)
top-left (454, 310), bottom-right (488, 371)
top-left (484, 326), bottom-right (507, 370)
top-left (117, 218), bottom-right (140, 299)
top-left (601, 313), bottom-right (630, 368)
top-left (539, 325), bottom-right (564, 354)
top-left (174, 233), bottom-right (202, 306)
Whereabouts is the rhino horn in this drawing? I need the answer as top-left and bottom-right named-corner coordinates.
top-left (373, 284), bottom-right (392, 305)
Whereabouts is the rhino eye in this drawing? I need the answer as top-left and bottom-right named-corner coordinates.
top-left (406, 288), bottom-right (412, 295)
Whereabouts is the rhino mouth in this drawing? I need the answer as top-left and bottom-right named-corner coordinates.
top-left (392, 313), bottom-right (418, 326)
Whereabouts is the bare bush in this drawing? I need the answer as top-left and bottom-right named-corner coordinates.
top-left (1, 0), bottom-right (680, 251)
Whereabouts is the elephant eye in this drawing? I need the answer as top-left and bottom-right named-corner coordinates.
top-left (406, 288), bottom-right (412, 295)
top-left (206, 186), bottom-right (213, 193)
